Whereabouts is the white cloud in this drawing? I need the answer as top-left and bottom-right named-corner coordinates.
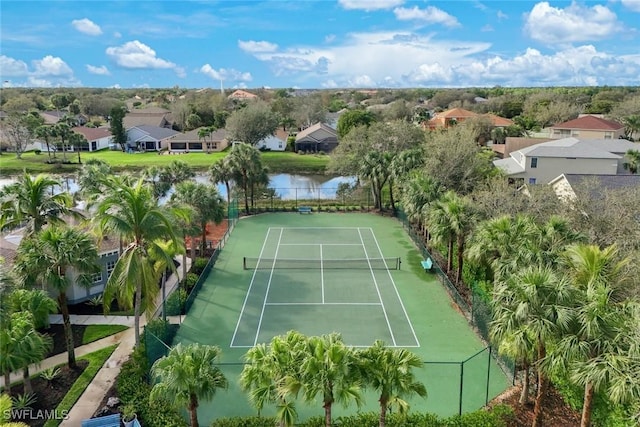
top-left (338, 0), bottom-right (404, 11)
top-left (238, 40), bottom-right (279, 53)
top-left (481, 24), bottom-right (494, 32)
top-left (325, 34), bottom-right (336, 43)
top-left (32, 56), bottom-right (73, 76)
top-left (106, 41), bottom-right (176, 69)
top-left (621, 0), bottom-right (640, 12)
top-left (405, 63), bottom-right (454, 84)
top-left (0, 55), bottom-right (29, 76)
top-left (86, 64), bottom-right (110, 75)
top-left (497, 10), bottom-right (508, 20)
top-left (71, 18), bottom-right (102, 36)
top-left (200, 64), bottom-right (252, 82)
top-left (321, 79), bottom-right (339, 88)
top-left (347, 75), bottom-right (376, 87)
top-left (524, 2), bottom-right (621, 44)
top-left (394, 6), bottom-right (460, 27)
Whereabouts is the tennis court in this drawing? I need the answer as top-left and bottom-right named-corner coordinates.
top-left (231, 226), bottom-right (418, 348)
top-left (171, 213), bottom-right (510, 423)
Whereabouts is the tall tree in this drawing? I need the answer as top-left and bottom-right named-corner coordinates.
top-left (336, 109), bottom-right (376, 138)
top-left (240, 331), bottom-right (307, 426)
top-left (289, 333), bottom-right (363, 427)
top-left (357, 341), bottom-right (427, 427)
top-left (624, 149), bottom-right (640, 174)
top-left (52, 122), bottom-right (72, 161)
top-left (8, 289), bottom-right (57, 329)
top-left (95, 178), bottom-right (183, 345)
top-left (14, 226), bottom-right (99, 368)
top-left (491, 266), bottom-right (573, 427)
top-left (210, 157), bottom-right (234, 207)
top-left (225, 101), bottom-right (279, 146)
top-left (0, 173), bottom-right (74, 235)
top-left (109, 105), bottom-right (127, 151)
top-left (556, 244), bottom-right (632, 427)
top-left (34, 125), bottom-right (56, 160)
top-left (170, 181), bottom-right (225, 256)
top-left (150, 343), bottom-right (228, 427)
top-left (226, 143), bottom-right (266, 214)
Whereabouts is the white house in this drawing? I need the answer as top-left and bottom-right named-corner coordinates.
top-left (72, 127), bottom-right (112, 152)
top-left (255, 129), bottom-right (289, 151)
top-left (126, 125), bottom-right (180, 152)
top-left (493, 137), bottom-right (639, 185)
top-left (549, 173), bottom-right (640, 202)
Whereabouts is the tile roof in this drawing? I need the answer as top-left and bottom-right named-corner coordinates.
top-left (552, 115), bottom-right (624, 131)
top-left (72, 126), bottom-right (112, 141)
top-left (296, 122), bottom-right (337, 140)
top-left (228, 89), bottom-right (258, 99)
top-left (484, 114), bottom-right (513, 127)
top-left (434, 108), bottom-right (477, 119)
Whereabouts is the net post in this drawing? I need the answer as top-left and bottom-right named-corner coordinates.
top-left (459, 361), bottom-right (464, 416)
top-left (485, 346), bottom-right (492, 406)
top-left (243, 257), bottom-right (246, 270)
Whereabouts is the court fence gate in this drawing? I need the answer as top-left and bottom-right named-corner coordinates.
top-left (396, 208), bottom-right (516, 386)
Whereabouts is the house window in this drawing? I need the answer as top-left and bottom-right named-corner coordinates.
top-left (529, 178), bottom-right (537, 184)
top-left (92, 272), bottom-right (103, 283)
top-left (106, 260), bottom-right (116, 277)
top-left (530, 157), bottom-right (538, 168)
top-left (604, 132), bottom-right (613, 139)
top-left (172, 142), bottom-right (187, 150)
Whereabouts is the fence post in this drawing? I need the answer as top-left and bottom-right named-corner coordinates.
top-left (486, 346), bottom-right (492, 406)
top-left (459, 362), bottom-right (464, 416)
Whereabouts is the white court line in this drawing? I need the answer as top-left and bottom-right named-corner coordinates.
top-left (230, 228), bottom-right (272, 347)
top-left (231, 343), bottom-right (420, 349)
top-left (358, 228), bottom-right (397, 347)
top-left (254, 228), bottom-right (284, 346)
top-left (279, 243), bottom-right (362, 246)
top-left (368, 227), bottom-right (420, 347)
top-left (279, 227), bottom-right (361, 229)
top-left (265, 302), bottom-right (382, 306)
top-left (320, 244), bottom-right (325, 303)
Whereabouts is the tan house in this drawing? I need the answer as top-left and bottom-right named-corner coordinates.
top-left (295, 122), bottom-right (338, 153)
top-left (123, 106), bottom-right (173, 129)
top-left (227, 90), bottom-right (258, 100)
top-left (493, 137), bottom-right (638, 185)
top-left (491, 137), bottom-right (553, 159)
top-left (550, 115), bottom-right (625, 140)
top-left (425, 108), bottom-right (513, 130)
top-left (168, 127), bottom-right (229, 152)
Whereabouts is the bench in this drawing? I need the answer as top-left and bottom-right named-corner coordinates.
top-left (81, 414), bottom-right (121, 427)
top-left (298, 206), bottom-right (312, 214)
top-left (421, 258), bottom-right (433, 271)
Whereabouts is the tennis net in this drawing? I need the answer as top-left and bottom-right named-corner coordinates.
top-left (243, 257), bottom-right (401, 270)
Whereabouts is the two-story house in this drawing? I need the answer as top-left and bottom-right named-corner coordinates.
top-left (493, 137), bottom-right (638, 185)
top-left (550, 115), bottom-right (625, 140)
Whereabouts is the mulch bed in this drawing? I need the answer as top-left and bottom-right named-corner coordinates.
top-left (491, 385), bottom-right (581, 427)
top-left (6, 361), bottom-right (88, 427)
top-left (40, 324), bottom-right (88, 359)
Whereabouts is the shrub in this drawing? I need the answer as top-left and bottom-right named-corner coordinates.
top-left (182, 273), bottom-right (198, 292)
top-left (165, 289), bottom-right (187, 316)
top-left (192, 257), bottom-right (209, 275)
top-left (34, 149), bottom-right (42, 155)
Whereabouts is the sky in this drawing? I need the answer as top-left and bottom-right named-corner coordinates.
top-left (1, 0), bottom-right (640, 89)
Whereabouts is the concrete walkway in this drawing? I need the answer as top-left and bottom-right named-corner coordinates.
top-left (2, 256), bottom-right (191, 425)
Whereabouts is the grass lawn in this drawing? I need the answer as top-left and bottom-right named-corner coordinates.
top-left (0, 150), bottom-right (330, 177)
top-left (42, 345), bottom-right (118, 427)
top-left (82, 325), bottom-right (129, 345)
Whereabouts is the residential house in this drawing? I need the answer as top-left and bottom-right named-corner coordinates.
top-left (168, 127), bottom-right (229, 152)
top-left (295, 122), bottom-right (338, 153)
top-left (126, 125), bottom-right (180, 151)
top-left (550, 115), bottom-right (625, 140)
top-left (491, 137), bottom-right (553, 159)
top-left (493, 137), bottom-right (639, 184)
top-left (256, 129), bottom-right (289, 151)
top-left (424, 108), bottom-right (513, 130)
top-left (549, 173), bottom-right (640, 202)
top-left (227, 90), bottom-right (258, 101)
top-left (0, 226), bottom-right (120, 304)
top-left (39, 111), bottom-right (87, 126)
top-left (123, 106), bottom-right (173, 129)
top-left (71, 127), bottom-right (112, 152)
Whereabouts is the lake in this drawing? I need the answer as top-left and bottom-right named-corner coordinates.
top-left (0, 173), bottom-right (356, 201)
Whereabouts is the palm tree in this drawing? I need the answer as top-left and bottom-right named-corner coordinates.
top-left (52, 122), bottom-right (72, 161)
top-left (624, 149), bottom-right (640, 174)
top-left (289, 333), bottom-right (363, 427)
top-left (226, 143), bottom-right (264, 214)
top-left (94, 177), bottom-right (183, 345)
top-left (357, 341), bottom-right (427, 427)
top-left (0, 311), bottom-right (36, 394)
top-left (389, 148), bottom-right (424, 213)
top-left (0, 173), bottom-right (74, 235)
top-left (556, 244), bottom-right (632, 427)
top-left (8, 288), bottom-right (58, 329)
top-left (171, 181), bottom-right (225, 256)
top-left (240, 331), bottom-right (306, 426)
top-left (150, 343), bottom-right (228, 427)
top-left (0, 393), bottom-right (29, 426)
top-left (34, 125), bottom-right (55, 160)
top-left (14, 226), bottom-right (99, 368)
top-left (76, 158), bottom-right (113, 202)
top-left (210, 157), bottom-right (234, 207)
top-left (490, 266), bottom-right (574, 427)
top-left (399, 171), bottom-right (441, 241)
top-left (621, 115), bottom-right (640, 141)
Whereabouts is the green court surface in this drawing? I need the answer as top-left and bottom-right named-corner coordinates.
top-left (171, 213), bottom-right (510, 424)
